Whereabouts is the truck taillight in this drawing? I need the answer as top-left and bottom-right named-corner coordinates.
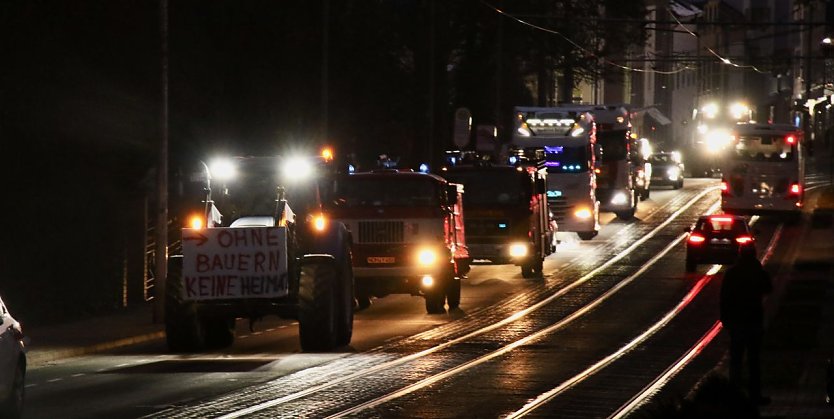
top-left (789, 183), bottom-right (802, 195)
top-left (785, 135), bottom-right (796, 144)
top-left (688, 234), bottom-right (706, 244)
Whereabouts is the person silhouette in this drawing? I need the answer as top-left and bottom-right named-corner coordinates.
top-left (720, 244), bottom-right (773, 405)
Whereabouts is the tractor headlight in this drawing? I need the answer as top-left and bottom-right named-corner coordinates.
top-left (417, 248), bottom-right (438, 266)
top-left (509, 243), bottom-right (528, 258)
top-left (209, 158), bottom-right (237, 181)
top-left (311, 213), bottom-right (327, 232)
top-left (283, 156), bottom-right (314, 181)
top-left (188, 214), bottom-right (204, 230)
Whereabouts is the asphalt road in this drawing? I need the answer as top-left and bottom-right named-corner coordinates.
top-left (21, 178), bottom-right (812, 419)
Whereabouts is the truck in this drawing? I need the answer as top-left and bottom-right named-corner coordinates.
top-left (321, 169), bottom-right (468, 314)
top-left (164, 154), bottom-right (355, 352)
top-left (512, 107), bottom-right (601, 240)
top-left (441, 153), bottom-right (555, 278)
top-left (533, 104), bottom-right (644, 220)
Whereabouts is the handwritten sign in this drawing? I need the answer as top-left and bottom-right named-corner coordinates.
top-left (181, 227), bottom-right (288, 300)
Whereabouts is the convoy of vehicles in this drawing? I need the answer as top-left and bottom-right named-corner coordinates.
top-left (649, 151), bottom-right (685, 189)
top-left (684, 215), bottom-right (755, 272)
top-left (513, 107), bottom-right (601, 240)
top-left (720, 123), bottom-right (804, 217)
top-left (441, 153), bottom-right (556, 278)
top-left (321, 169), bottom-right (469, 314)
top-left (165, 154), bottom-right (355, 352)
top-left (0, 295), bottom-right (25, 419)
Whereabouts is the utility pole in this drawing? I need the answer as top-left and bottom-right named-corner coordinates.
top-left (154, 0), bottom-right (169, 323)
top-left (428, 0), bottom-right (436, 166)
top-left (322, 0), bottom-right (329, 143)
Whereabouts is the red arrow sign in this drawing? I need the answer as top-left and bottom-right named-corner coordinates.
top-left (183, 232), bottom-right (209, 246)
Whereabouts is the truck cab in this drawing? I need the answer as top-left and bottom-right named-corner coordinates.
top-left (441, 154), bottom-right (555, 278)
top-left (322, 169), bottom-right (468, 314)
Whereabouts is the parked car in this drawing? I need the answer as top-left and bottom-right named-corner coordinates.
top-left (684, 214), bottom-right (755, 272)
top-left (649, 151), bottom-right (685, 189)
top-left (0, 295), bottom-right (25, 419)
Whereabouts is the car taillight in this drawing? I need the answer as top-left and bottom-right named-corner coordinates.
top-left (785, 135), bottom-right (796, 144)
top-left (688, 234), bottom-right (706, 244)
top-left (789, 183), bottom-right (802, 195)
top-left (720, 180), bottom-right (729, 196)
top-left (735, 236), bottom-right (753, 244)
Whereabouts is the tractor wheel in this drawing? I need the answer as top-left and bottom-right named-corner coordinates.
top-left (446, 277), bottom-right (461, 310)
top-left (577, 231), bottom-right (597, 241)
top-left (164, 256), bottom-right (207, 352)
top-left (298, 255), bottom-right (339, 352)
top-left (203, 317), bottom-right (235, 349)
top-left (335, 244), bottom-right (355, 347)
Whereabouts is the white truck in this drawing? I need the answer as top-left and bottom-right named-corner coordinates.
top-left (513, 107), bottom-right (600, 240)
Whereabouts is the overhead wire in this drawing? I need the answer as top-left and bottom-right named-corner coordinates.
top-left (667, 7), bottom-right (768, 74)
top-left (480, 0), bottom-right (693, 75)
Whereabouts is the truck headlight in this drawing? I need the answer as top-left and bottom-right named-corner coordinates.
top-left (667, 167), bottom-right (681, 180)
top-left (611, 192), bottom-right (628, 205)
top-left (574, 208), bottom-right (592, 219)
top-left (509, 243), bottom-right (528, 258)
top-left (417, 248), bottom-right (438, 266)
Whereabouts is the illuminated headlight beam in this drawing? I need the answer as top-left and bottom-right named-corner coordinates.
top-left (283, 157), bottom-right (314, 180)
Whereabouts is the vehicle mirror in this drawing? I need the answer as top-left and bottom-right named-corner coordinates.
top-left (446, 185), bottom-right (459, 205)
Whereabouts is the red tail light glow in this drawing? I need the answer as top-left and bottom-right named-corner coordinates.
top-left (790, 183), bottom-right (801, 195)
top-left (735, 236), bottom-right (753, 244)
top-left (785, 135), bottom-right (796, 144)
top-left (688, 234), bottom-right (706, 244)
top-left (710, 216), bottom-right (733, 223)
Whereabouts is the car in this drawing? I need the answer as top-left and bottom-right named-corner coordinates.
top-left (684, 214), bottom-right (755, 272)
top-left (0, 295), bottom-right (25, 419)
top-left (649, 151), bottom-right (685, 189)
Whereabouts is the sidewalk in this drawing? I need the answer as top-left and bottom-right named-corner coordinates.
top-left (24, 303), bottom-right (164, 368)
top-left (758, 185), bottom-right (834, 419)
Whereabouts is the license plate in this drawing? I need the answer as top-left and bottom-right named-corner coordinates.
top-left (367, 256), bottom-right (395, 264)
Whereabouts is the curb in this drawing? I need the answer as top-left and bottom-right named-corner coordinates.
top-left (27, 331), bottom-right (166, 367)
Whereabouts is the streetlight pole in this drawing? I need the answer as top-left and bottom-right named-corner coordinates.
top-left (154, 0), bottom-right (169, 323)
